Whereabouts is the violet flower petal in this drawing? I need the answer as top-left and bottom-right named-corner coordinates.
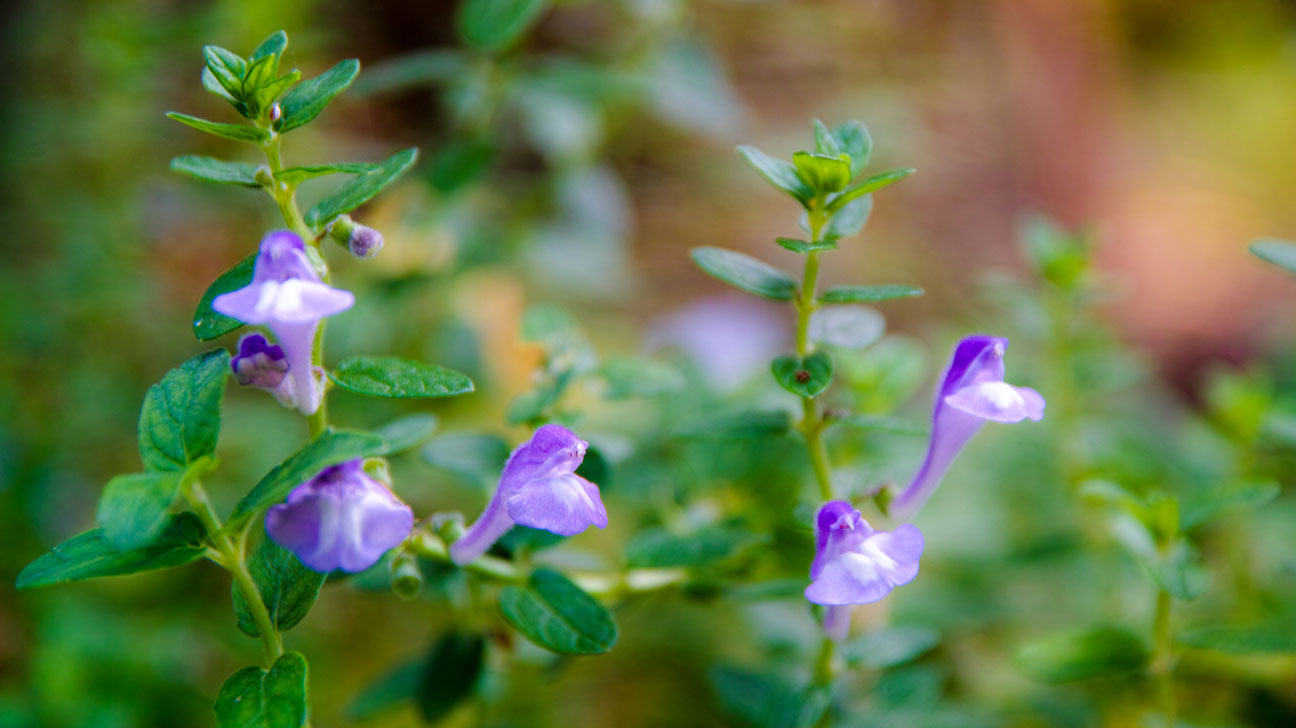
top-left (450, 424), bottom-right (607, 565)
top-left (265, 460), bottom-right (415, 573)
top-left (804, 501), bottom-right (924, 607)
top-left (889, 335), bottom-right (1045, 521)
top-left (822, 605), bottom-right (853, 642)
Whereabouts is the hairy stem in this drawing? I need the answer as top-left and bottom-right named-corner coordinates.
top-left (1152, 587), bottom-right (1175, 726)
top-left (183, 480), bottom-right (284, 665)
top-left (796, 206), bottom-right (834, 502)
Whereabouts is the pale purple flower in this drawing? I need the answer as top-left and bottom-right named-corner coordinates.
top-left (265, 459), bottom-right (415, 573)
top-left (212, 231), bottom-right (354, 415)
top-left (889, 335), bottom-right (1045, 521)
top-left (648, 296), bottom-right (788, 393)
top-left (230, 332), bottom-right (314, 410)
top-left (805, 501), bottom-right (924, 640)
top-left (450, 424), bottom-right (607, 565)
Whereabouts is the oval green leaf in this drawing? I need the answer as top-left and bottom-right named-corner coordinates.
top-left (1016, 626), bottom-right (1149, 682)
top-left (329, 356), bottom-right (475, 399)
top-left (231, 428), bottom-right (390, 525)
top-left (1250, 239), bottom-right (1296, 276)
top-left (772, 351), bottom-right (833, 398)
top-left (16, 513), bottom-right (207, 589)
top-left (498, 568), bottom-right (617, 655)
top-left (304, 147), bottom-right (419, 229)
top-left (276, 58), bottom-right (361, 133)
top-left (691, 246), bottom-right (797, 301)
top-left (214, 652), bottom-right (308, 728)
top-left (96, 471), bottom-right (184, 550)
top-left (820, 284), bottom-right (924, 303)
top-left (457, 0), bottom-right (549, 51)
top-left (166, 112), bottom-right (270, 143)
top-left (170, 156), bottom-right (261, 187)
top-left (737, 145), bottom-right (813, 204)
top-left (138, 349), bottom-right (230, 473)
top-left (193, 253), bottom-right (256, 341)
top-left (233, 537), bottom-right (326, 637)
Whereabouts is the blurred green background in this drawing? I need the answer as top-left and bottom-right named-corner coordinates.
top-left (4, 0), bottom-right (1296, 726)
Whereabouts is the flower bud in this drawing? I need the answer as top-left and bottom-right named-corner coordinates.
top-left (253, 165), bottom-right (275, 188)
top-left (270, 102), bottom-right (282, 123)
top-left (326, 214), bottom-right (384, 259)
top-left (390, 552), bottom-right (423, 600)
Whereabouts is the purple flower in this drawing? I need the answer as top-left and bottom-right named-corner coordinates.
top-left (450, 424), bottom-right (607, 565)
top-left (265, 459), bottom-right (415, 573)
top-left (805, 501), bottom-right (924, 640)
top-left (230, 332), bottom-right (312, 409)
top-left (889, 335), bottom-right (1045, 522)
top-left (648, 296), bottom-right (789, 393)
top-left (212, 231), bottom-right (354, 415)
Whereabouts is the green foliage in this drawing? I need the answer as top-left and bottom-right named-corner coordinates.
top-left (808, 306), bottom-right (884, 349)
top-left (813, 119), bottom-right (872, 177)
top-left (214, 652), bottom-right (308, 728)
top-left (672, 410), bottom-right (793, 439)
top-left (772, 352), bottom-right (834, 398)
top-left (1179, 622), bottom-right (1296, 654)
top-left (776, 237), bottom-right (837, 253)
top-left (625, 524), bottom-right (767, 568)
top-left (273, 162), bottom-right (379, 187)
top-left (421, 433), bottom-right (510, 485)
top-left (820, 284), bottom-right (923, 303)
top-left (709, 667), bottom-right (830, 728)
top-left (497, 569), bottom-right (617, 654)
top-left (457, 0), bottom-right (550, 51)
top-left (821, 195), bottom-right (872, 240)
top-left (832, 413), bottom-right (929, 436)
top-left (792, 151), bottom-right (851, 195)
top-left (165, 112), bottom-right (270, 143)
top-left (1179, 479), bottom-right (1279, 530)
top-left (275, 59), bottom-right (360, 133)
top-left (193, 253), bottom-right (256, 341)
top-left (598, 356), bottom-right (685, 399)
top-left (138, 350), bottom-right (230, 472)
top-left (329, 355), bottom-right (475, 399)
top-left (1249, 238), bottom-right (1296, 276)
top-left (16, 514), bottom-right (207, 589)
top-left (737, 145), bottom-right (814, 205)
top-left (1016, 627), bottom-right (1150, 682)
top-left (95, 471), bottom-right (184, 550)
top-left (826, 168), bottom-right (915, 212)
top-left (372, 413), bottom-right (439, 453)
top-left (170, 156), bottom-right (261, 187)
top-left (417, 631), bottom-right (484, 722)
top-left (231, 429), bottom-right (391, 525)
top-left (690, 247), bottom-right (798, 301)
top-left (233, 538), bottom-right (326, 637)
top-left (303, 147), bottom-right (419, 230)
top-left (842, 626), bottom-right (942, 669)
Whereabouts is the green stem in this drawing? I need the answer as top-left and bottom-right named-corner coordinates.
top-left (813, 635), bottom-right (837, 728)
top-left (796, 206), bottom-right (834, 502)
top-left (183, 480), bottom-right (284, 665)
top-left (1153, 587), bottom-right (1175, 726)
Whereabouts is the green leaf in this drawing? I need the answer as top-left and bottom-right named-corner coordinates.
top-left (1179, 622), bottom-right (1296, 654)
top-left (820, 284), bottom-right (923, 303)
top-left (494, 525), bottom-right (565, 556)
top-left (16, 513), bottom-right (207, 589)
top-left (231, 429), bottom-right (390, 525)
top-left (457, 0), bottom-right (549, 52)
top-left (249, 71), bottom-right (302, 118)
top-left (710, 667), bottom-right (830, 728)
top-left (203, 67), bottom-right (244, 109)
top-left (826, 120), bottom-right (872, 177)
top-left (193, 254), bottom-right (256, 341)
top-left (771, 352), bottom-right (834, 398)
top-left (275, 58), bottom-right (360, 133)
top-left (827, 168), bottom-right (915, 211)
top-left (812, 119), bottom-right (841, 157)
top-left (498, 568), bottom-right (617, 654)
top-left (1250, 238), bottom-right (1296, 276)
top-left (822, 194), bottom-right (872, 240)
top-left (138, 350), bottom-right (230, 472)
top-left (598, 357), bottom-right (685, 399)
top-left (329, 356), bottom-right (474, 399)
top-left (203, 45), bottom-right (246, 89)
top-left (351, 50), bottom-right (468, 96)
top-left (808, 305), bottom-right (884, 349)
top-left (775, 237), bottom-right (837, 254)
top-left (274, 162), bottom-right (379, 187)
top-left (421, 433), bottom-right (510, 485)
top-left (833, 413), bottom-right (929, 436)
top-left (166, 112), bottom-right (269, 143)
top-left (792, 151), bottom-right (851, 194)
top-left (1179, 479), bottom-right (1280, 530)
top-left (213, 652), bottom-right (308, 728)
top-left (1016, 627), bottom-right (1149, 682)
top-left (95, 471), bottom-right (184, 550)
top-left (304, 147), bottom-right (419, 229)
top-left (345, 659), bottom-right (421, 721)
top-left (842, 626), bottom-right (941, 669)
top-left (690, 246), bottom-right (797, 301)
top-left (1145, 541), bottom-right (1211, 601)
top-left (234, 537), bottom-right (326, 637)
top-left (672, 410), bottom-right (792, 439)
top-left (374, 413), bottom-right (439, 453)
top-left (242, 54), bottom-right (277, 100)
top-left (418, 631), bottom-right (484, 722)
top-left (250, 31), bottom-right (288, 64)
top-left (170, 155), bottom-right (261, 187)
top-left (737, 145), bottom-right (814, 204)
top-left (626, 524), bottom-right (766, 568)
